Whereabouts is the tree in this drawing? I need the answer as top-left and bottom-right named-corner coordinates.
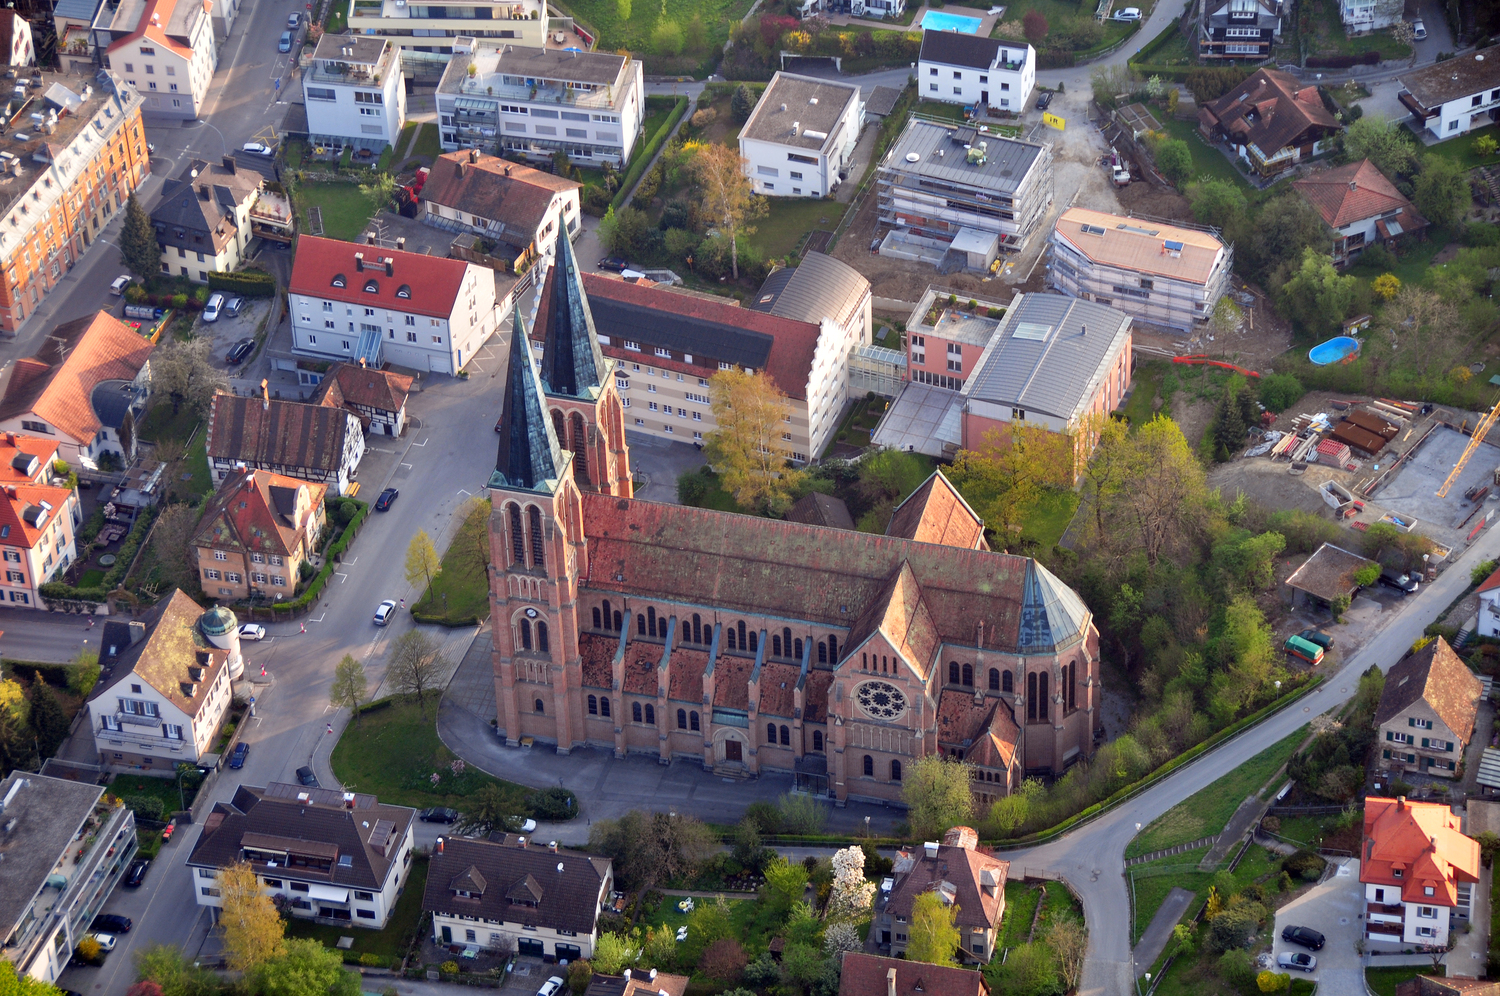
top-left (987, 777), bottom-right (1042, 835)
top-left (1277, 248), bottom-right (1357, 335)
top-left (763, 857), bottom-right (810, 917)
top-left (1112, 415), bottom-right (1211, 568)
top-left (0, 957), bottom-right (63, 996)
top-left (405, 529), bottom-right (441, 601)
top-left (651, 19), bottom-right (684, 55)
top-left (700, 938), bottom-right (747, 983)
top-left (905, 891), bottom-right (959, 966)
top-left (386, 630), bottom-right (447, 714)
top-left (1021, 9), bottom-right (1048, 42)
top-left (1079, 414), bottom-right (1130, 544)
top-left (1343, 116), bottom-right (1417, 181)
top-left (1477, 134), bottom-right (1499, 158)
top-left (731, 84), bottom-right (756, 122)
top-left (328, 654), bottom-right (368, 722)
top-left (566, 960), bottom-right (594, 995)
top-left (1413, 155), bottom-right (1471, 227)
top-left (1208, 297), bottom-right (1245, 341)
top-left (151, 503), bottom-right (204, 594)
top-left (1376, 285), bottom-right (1467, 377)
top-left (1155, 139), bottom-right (1192, 188)
top-left (359, 173), bottom-right (397, 213)
top-left (902, 755), bottom-right (974, 840)
top-left (826, 846), bottom-right (875, 922)
top-left (1243, 193), bottom-right (1332, 287)
top-left (134, 943), bottom-right (222, 996)
top-left (217, 862), bottom-right (285, 971)
top-left (1090, 63), bottom-right (1140, 110)
top-left (947, 420), bottom-right (1074, 544)
top-left (30, 682), bottom-right (68, 759)
top-left (616, 0), bottom-right (630, 21)
top-left (1044, 919), bottom-right (1085, 991)
top-left (250, 938), bottom-right (360, 996)
top-left (1170, 922), bottom-right (1196, 958)
top-left (591, 932), bottom-right (640, 975)
top-left (69, 647), bottom-right (101, 698)
top-left (823, 922), bottom-right (862, 955)
top-left (1187, 178), bottom-right (1248, 229)
top-left (588, 809), bottom-right (715, 891)
top-left (687, 142), bottom-right (765, 280)
top-left (685, 895), bottom-right (736, 956)
top-left (119, 409), bottom-right (135, 458)
top-left (1256, 971), bottom-right (1290, 993)
top-left (703, 368), bottom-right (801, 511)
top-left (776, 791), bottom-right (828, 834)
top-left (1372, 272), bottom-right (1401, 300)
top-left (0, 705), bottom-right (35, 776)
top-left (120, 192), bottom-right (159, 279)
top-left (151, 335), bottom-right (229, 417)
top-left (448, 497), bottom-right (491, 582)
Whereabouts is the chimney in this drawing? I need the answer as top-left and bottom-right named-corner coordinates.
top-left (198, 183), bottom-right (209, 200)
top-left (519, 837), bottom-right (527, 847)
top-left (923, 841), bottom-right (939, 859)
top-left (1080, 324), bottom-right (1086, 336)
top-left (648, 971), bottom-right (657, 982)
top-left (343, 792), bottom-right (356, 808)
top-left (504, 165), bottom-right (511, 176)
top-left (792, 121), bottom-right (800, 137)
top-left (1398, 796), bottom-right (1406, 808)
top-left (549, 841), bottom-right (558, 852)
top-left (260, 378), bottom-right (269, 411)
top-left (887, 967), bottom-right (897, 996)
top-left (469, 147), bottom-right (478, 163)
top-left (384, 259), bottom-right (393, 277)
top-left (221, 156), bottom-right (235, 174)
top-left (436, 837), bottom-right (444, 854)
top-left (396, 237), bottom-right (406, 251)
top-left (355, 251), bottom-right (364, 271)
top-left (4, 432), bottom-right (13, 444)
top-left (4, 485), bottom-right (15, 499)
top-left (366, 232), bottom-right (377, 245)
top-left (623, 971), bottom-right (631, 982)
top-left (457, 158), bottom-right (466, 178)
top-left (359, 357), bottom-right (367, 368)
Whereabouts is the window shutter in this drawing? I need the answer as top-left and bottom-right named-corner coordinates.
top-left (1408, 753), bottom-right (1415, 763)
top-left (1422, 738), bottom-right (1429, 748)
top-left (1387, 731), bottom-right (1393, 741)
top-left (1409, 717), bottom-right (1416, 727)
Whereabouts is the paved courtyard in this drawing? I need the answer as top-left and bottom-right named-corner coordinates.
top-left (1272, 858), bottom-right (1364, 993)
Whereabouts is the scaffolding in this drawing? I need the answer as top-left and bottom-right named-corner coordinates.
top-left (1046, 234), bottom-right (1234, 334)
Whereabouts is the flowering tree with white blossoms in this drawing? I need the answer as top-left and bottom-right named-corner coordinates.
top-left (826, 845), bottom-right (876, 921)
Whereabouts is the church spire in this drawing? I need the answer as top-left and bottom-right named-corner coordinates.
top-left (537, 232), bottom-right (607, 400)
top-left (490, 313), bottom-right (567, 493)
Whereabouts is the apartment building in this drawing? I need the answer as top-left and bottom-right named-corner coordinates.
top-left (288, 235), bottom-right (498, 375)
top-left (304, 36), bottom-right (407, 153)
top-left (206, 393), bottom-right (366, 496)
top-left (94, 0), bottom-right (218, 120)
top-left (1048, 207), bottom-right (1233, 333)
top-left (188, 782), bottom-right (416, 929)
top-left (56, 0), bottom-right (106, 69)
top-left (1293, 159), bottom-right (1429, 266)
top-left (901, 287), bottom-right (1006, 392)
top-left (1199, 0), bottom-right (1282, 60)
top-left (424, 836), bottom-right (612, 958)
top-left (88, 590), bottom-right (235, 773)
top-left (739, 72), bottom-right (864, 197)
top-left (1398, 46), bottom-right (1500, 140)
top-left (436, 40), bottom-right (643, 166)
top-left (1362, 796), bottom-right (1480, 946)
top-left (421, 150), bottom-right (582, 264)
top-left (0, 479), bottom-right (79, 608)
top-left (0, 773), bottom-right (136, 983)
top-left (192, 469), bottom-right (327, 602)
top-left (530, 265), bottom-right (830, 462)
top-left (877, 119), bottom-right (1054, 255)
top-left (350, 0), bottom-right (547, 68)
top-left (1376, 637), bottom-right (1481, 779)
top-left (150, 157), bottom-right (264, 283)
top-left (839, 954), bottom-right (987, 996)
top-left (917, 30), bottom-right (1035, 114)
top-left (0, 11), bottom-right (37, 66)
top-left (0, 311), bottom-right (153, 468)
top-left (0, 72), bottom-right (146, 333)
top-left (879, 828), bottom-right (1008, 962)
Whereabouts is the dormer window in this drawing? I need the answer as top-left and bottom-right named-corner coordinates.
top-left (396, 284), bottom-right (411, 298)
top-left (1394, 868), bottom-right (1403, 878)
top-left (332, 274), bottom-right (347, 288)
top-left (364, 279), bottom-right (379, 293)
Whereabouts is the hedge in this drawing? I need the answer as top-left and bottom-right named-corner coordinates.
top-left (1037, 50), bottom-right (1076, 69)
top-left (1306, 51), bottom-right (1381, 67)
top-left (207, 269), bottom-right (277, 297)
top-left (266, 497), bottom-right (368, 615)
top-left (610, 96), bottom-right (688, 212)
top-left (411, 611), bottom-right (482, 626)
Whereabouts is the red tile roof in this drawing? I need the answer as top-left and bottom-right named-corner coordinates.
top-left (622, 641), bottom-right (660, 696)
top-left (207, 394), bottom-right (360, 476)
top-left (0, 312), bottom-right (153, 445)
top-left (714, 654), bottom-right (754, 709)
top-left (757, 662), bottom-right (800, 718)
top-left (886, 470), bottom-right (988, 550)
top-left (312, 363), bottom-right (414, 423)
top-left (1361, 796), bottom-right (1480, 907)
top-left (804, 669), bottom-right (833, 723)
top-left (886, 839), bottom-right (1009, 929)
top-left (845, 562), bottom-right (941, 681)
top-left (289, 236), bottom-right (474, 320)
top-left (839, 953), bottom-right (987, 996)
top-left (104, 0), bottom-right (200, 58)
top-left (0, 482), bottom-right (74, 549)
top-left (580, 633), bottom-right (617, 689)
top-left (1375, 637), bottom-right (1481, 747)
top-left (192, 469), bottom-right (326, 560)
top-left (667, 647), bottom-right (709, 702)
top-left (1293, 159), bottom-right (1429, 231)
top-left (0, 433), bottom-right (59, 485)
top-left (1477, 564), bottom-right (1500, 594)
top-left (422, 153), bottom-right (580, 248)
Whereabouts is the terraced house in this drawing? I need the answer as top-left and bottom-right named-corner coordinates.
top-left (489, 243), bottom-right (1101, 803)
top-left (206, 391), bottom-right (365, 496)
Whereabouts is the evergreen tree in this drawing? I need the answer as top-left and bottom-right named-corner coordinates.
top-left (30, 683), bottom-right (68, 759)
top-left (119, 192), bottom-right (158, 279)
top-left (730, 84), bottom-right (755, 122)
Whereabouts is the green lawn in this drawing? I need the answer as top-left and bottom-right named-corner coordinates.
top-left (555, 0), bottom-right (753, 66)
top-left (1162, 117), bottom-right (1255, 193)
top-left (996, 881), bottom-right (1042, 949)
top-left (417, 499), bottom-right (490, 624)
top-left (1022, 489), bottom-right (1078, 551)
top-left (137, 402), bottom-right (200, 444)
top-left (295, 181), bottom-right (377, 242)
top-left (1303, 0), bottom-right (1411, 58)
top-left (1034, 881), bottom-right (1082, 934)
top-left (184, 428), bottom-right (212, 499)
top-left (411, 123), bottom-right (442, 161)
top-left (1131, 843), bottom-right (1278, 944)
top-left (755, 198), bottom-right (850, 260)
top-left (1137, 24), bottom-right (1196, 66)
top-left (111, 770), bottom-right (197, 815)
top-left (1270, 812), bottom-right (1346, 847)
top-left (78, 569), bottom-right (105, 588)
top-left (1366, 967), bottom-right (1422, 996)
top-left (1120, 360), bottom-right (1173, 426)
top-left (916, 100), bottom-right (968, 124)
top-left (994, 0), bottom-right (1136, 51)
top-left (285, 857), bottom-right (427, 966)
top-left (394, 122), bottom-right (417, 160)
top-left (1421, 123), bottom-right (1500, 171)
top-left (1125, 725), bottom-right (1307, 858)
top-left (323, 0), bottom-right (348, 32)
top-left (1346, 227), bottom-right (1451, 287)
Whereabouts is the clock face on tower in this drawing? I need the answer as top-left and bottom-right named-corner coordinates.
top-left (854, 680), bottom-right (908, 721)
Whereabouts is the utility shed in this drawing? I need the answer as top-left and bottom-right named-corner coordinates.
top-left (1283, 541), bottom-right (1379, 608)
top-left (1478, 750), bottom-right (1500, 798)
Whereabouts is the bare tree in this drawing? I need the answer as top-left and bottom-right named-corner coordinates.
top-left (151, 503), bottom-right (204, 594)
top-left (386, 630), bottom-right (448, 714)
top-left (152, 335), bottom-right (229, 417)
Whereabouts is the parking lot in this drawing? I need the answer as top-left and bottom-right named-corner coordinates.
top-left (1271, 859), bottom-right (1364, 993)
top-left (192, 295), bottom-right (275, 369)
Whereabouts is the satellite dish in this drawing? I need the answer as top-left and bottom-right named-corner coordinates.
top-left (905, 152), bottom-right (920, 162)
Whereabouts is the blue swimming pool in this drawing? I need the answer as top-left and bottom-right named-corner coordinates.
top-left (921, 10), bottom-right (982, 32)
top-left (1308, 336), bottom-right (1361, 365)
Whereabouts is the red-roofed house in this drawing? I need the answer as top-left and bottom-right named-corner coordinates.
top-left (191, 468), bottom-right (327, 602)
top-left (1198, 68), bottom-right (1341, 177)
top-left (309, 362), bottom-right (414, 437)
top-left (0, 432), bottom-right (63, 486)
top-left (1473, 565), bottom-right (1500, 638)
top-left (0, 312), bottom-right (153, 469)
top-left (1293, 159), bottom-right (1429, 265)
top-left (839, 952), bottom-right (987, 996)
top-left (95, 0), bottom-right (219, 120)
top-left (532, 272), bottom-right (849, 463)
top-left (0, 480), bottom-right (80, 608)
top-left (1362, 796), bottom-right (1480, 947)
top-left (880, 830), bottom-right (1009, 961)
top-left (288, 236), bottom-right (498, 377)
top-left (421, 151), bottom-right (582, 268)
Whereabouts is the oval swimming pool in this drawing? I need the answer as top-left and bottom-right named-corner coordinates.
top-left (1308, 336), bottom-right (1361, 365)
top-left (920, 10), bottom-right (983, 32)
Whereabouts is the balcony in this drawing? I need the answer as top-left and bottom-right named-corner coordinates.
top-left (456, 76), bottom-right (617, 109)
top-left (306, 58), bottom-right (395, 88)
top-left (354, 0), bottom-right (539, 19)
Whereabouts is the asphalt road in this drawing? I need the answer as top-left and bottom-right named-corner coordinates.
top-left (0, 611), bottom-right (108, 663)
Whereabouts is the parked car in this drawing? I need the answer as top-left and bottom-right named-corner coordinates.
top-left (91, 915), bottom-right (132, 934)
top-left (1379, 570), bottom-right (1420, 595)
top-left (374, 599), bottom-right (397, 626)
top-left (1413, 17), bottom-right (1426, 38)
top-left (278, 30), bottom-right (293, 52)
top-left (296, 766), bottom-right (318, 786)
top-left (109, 275), bottom-right (131, 296)
top-left (227, 338), bottom-right (255, 365)
top-left (419, 807), bottom-right (460, 823)
top-left (537, 977), bottom-right (565, 996)
top-left (242, 142), bottom-right (274, 157)
top-left (239, 623), bottom-right (266, 641)
top-left (1297, 629), bottom-right (1335, 650)
top-left (374, 487), bottom-right (399, 511)
top-left (123, 859), bottom-right (150, 888)
top-left (1036, 90), bottom-right (1053, 110)
top-left (597, 256), bottom-right (629, 272)
top-left (202, 292), bottom-right (224, 322)
top-left (1281, 925), bottom-right (1325, 950)
top-left (1113, 6), bottom-right (1141, 17)
top-left (287, 11), bottom-right (300, 26)
top-left (1283, 635), bottom-right (1324, 666)
top-left (1277, 952), bottom-right (1316, 973)
top-left (229, 742), bottom-right (250, 769)
top-left (225, 296), bottom-right (244, 316)
top-left (511, 817), bottom-right (538, 833)
top-left (87, 934), bottom-right (117, 952)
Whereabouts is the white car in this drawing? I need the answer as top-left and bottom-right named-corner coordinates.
top-left (202, 292), bottom-right (224, 322)
top-left (88, 933), bottom-right (117, 951)
top-left (242, 142), bottom-right (274, 157)
top-left (1114, 6), bottom-right (1141, 17)
top-left (512, 817), bottom-right (537, 833)
top-left (374, 599), bottom-right (397, 626)
top-left (238, 623), bottom-right (266, 641)
top-left (537, 977), bottom-right (565, 996)
top-left (1412, 17), bottom-right (1426, 39)
top-left (109, 274), bottom-right (130, 296)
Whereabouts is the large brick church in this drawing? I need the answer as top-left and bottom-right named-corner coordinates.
top-left (486, 237), bottom-right (1102, 805)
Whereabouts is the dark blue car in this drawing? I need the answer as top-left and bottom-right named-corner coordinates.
top-left (229, 742), bottom-right (249, 769)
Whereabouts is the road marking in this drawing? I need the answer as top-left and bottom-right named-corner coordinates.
top-left (344, 557), bottom-right (358, 566)
top-left (400, 463), bottom-right (413, 469)
top-left (310, 613), bottom-right (326, 623)
top-left (412, 438), bottom-right (428, 447)
top-left (335, 572), bottom-right (348, 583)
top-left (366, 447), bottom-right (394, 453)
top-left (457, 488), bottom-right (473, 497)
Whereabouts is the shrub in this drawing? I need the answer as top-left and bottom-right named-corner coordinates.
top-left (123, 795), bottom-right (164, 821)
top-left (1282, 849), bottom-right (1326, 881)
top-left (1258, 373), bottom-right (1305, 412)
top-left (1022, 9), bottom-right (1048, 42)
top-left (527, 786), bottom-right (577, 820)
top-left (1257, 970), bottom-right (1290, 993)
top-left (207, 269), bottom-right (277, 297)
top-left (690, 107), bottom-right (718, 128)
top-left (1474, 560), bottom-right (1499, 587)
top-left (440, 961), bottom-right (459, 975)
top-left (744, 800), bottom-right (783, 833)
top-left (359, 953), bottom-right (382, 967)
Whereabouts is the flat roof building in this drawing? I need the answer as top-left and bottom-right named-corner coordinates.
top-left (739, 72), bottom-right (864, 199)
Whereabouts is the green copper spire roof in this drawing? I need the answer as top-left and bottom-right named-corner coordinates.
top-left (490, 313), bottom-right (567, 493)
top-left (538, 233), bottom-right (607, 401)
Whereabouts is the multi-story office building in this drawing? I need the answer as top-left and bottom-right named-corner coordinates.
top-left (348, 0), bottom-right (547, 67)
top-left (150, 157), bottom-right (265, 283)
top-left (93, 0), bottom-right (218, 119)
top-left (917, 31), bottom-right (1035, 114)
top-left (0, 71), bottom-right (146, 333)
top-left (436, 40), bottom-right (643, 166)
top-left (877, 120), bottom-right (1053, 255)
top-left (739, 72), bottom-right (863, 197)
top-left (304, 36), bottom-right (407, 153)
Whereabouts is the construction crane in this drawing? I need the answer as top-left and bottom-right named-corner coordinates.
top-left (1437, 395), bottom-right (1500, 497)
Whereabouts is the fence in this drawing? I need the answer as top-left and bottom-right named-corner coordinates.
top-left (1138, 832), bottom-right (1258, 996)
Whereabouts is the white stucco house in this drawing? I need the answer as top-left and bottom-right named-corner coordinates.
top-left (917, 30), bottom-right (1035, 114)
top-left (1398, 45), bottom-right (1500, 140)
top-left (303, 35), bottom-right (407, 153)
top-left (739, 72), bottom-right (864, 198)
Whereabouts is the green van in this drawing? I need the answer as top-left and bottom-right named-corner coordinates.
top-left (1284, 635), bottom-right (1325, 665)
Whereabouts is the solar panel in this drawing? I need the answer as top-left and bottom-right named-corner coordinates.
top-left (1117, 224), bottom-right (1160, 236)
top-left (1163, 240), bottom-right (1184, 251)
